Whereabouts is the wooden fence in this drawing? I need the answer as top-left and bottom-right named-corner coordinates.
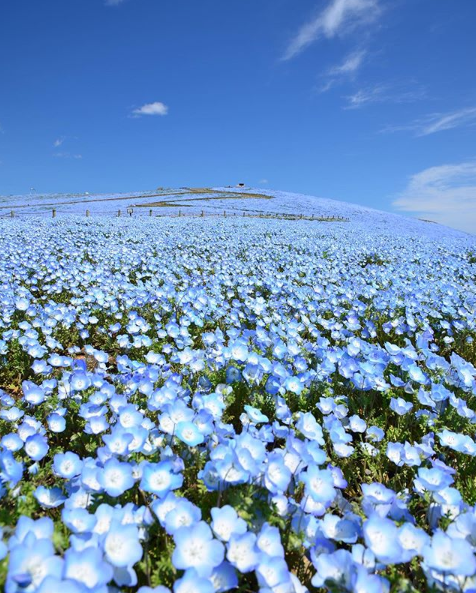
top-left (1, 208), bottom-right (349, 223)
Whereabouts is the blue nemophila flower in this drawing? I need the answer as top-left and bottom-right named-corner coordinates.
top-left (53, 452), bottom-right (82, 479)
top-left (311, 549), bottom-right (353, 589)
top-left (243, 405), bottom-right (268, 424)
top-left (164, 498), bottom-right (201, 535)
top-left (227, 532), bottom-right (260, 573)
top-left (415, 467), bottom-right (454, 492)
top-left (47, 413), bottom-right (66, 433)
top-left (22, 381), bottom-right (46, 406)
top-left (256, 556), bottom-right (292, 590)
top-left (6, 539), bottom-right (63, 593)
top-left (63, 546), bottom-right (113, 589)
top-left (104, 521), bottom-right (143, 567)
top-left (140, 461), bottom-right (183, 496)
top-left (175, 421), bottom-right (205, 446)
top-left (389, 397), bottom-right (413, 415)
top-left (301, 466), bottom-right (336, 504)
top-left (210, 506), bottom-right (247, 542)
top-left (70, 371), bottom-right (92, 392)
top-left (62, 508), bottom-right (96, 533)
top-left (34, 486), bottom-right (66, 509)
top-left (264, 452), bottom-right (292, 494)
top-left (398, 523), bottom-right (430, 562)
top-left (98, 458), bottom-right (135, 497)
top-left (172, 521), bottom-right (224, 577)
top-left (423, 531), bottom-right (476, 576)
top-left (24, 434), bottom-right (49, 461)
top-left (209, 561), bottom-right (238, 593)
top-left (296, 412), bottom-right (325, 444)
top-left (363, 515), bottom-right (403, 564)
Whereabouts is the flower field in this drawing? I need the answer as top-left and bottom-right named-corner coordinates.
top-left (1, 202), bottom-right (476, 593)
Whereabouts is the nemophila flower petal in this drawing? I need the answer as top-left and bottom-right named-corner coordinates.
top-left (351, 565), bottom-right (390, 593)
top-left (173, 569), bottom-right (215, 593)
top-left (172, 521), bottom-right (224, 577)
top-left (36, 576), bottom-right (84, 593)
top-left (9, 516), bottom-right (54, 547)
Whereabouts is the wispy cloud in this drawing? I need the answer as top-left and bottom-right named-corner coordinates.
top-left (282, 0), bottom-right (380, 61)
top-left (259, 178), bottom-right (269, 184)
top-left (105, 0), bottom-right (127, 5)
top-left (132, 101), bottom-right (169, 117)
top-left (319, 49), bottom-right (367, 92)
top-left (382, 107), bottom-right (476, 136)
top-left (344, 82), bottom-right (426, 109)
top-left (54, 152), bottom-right (83, 160)
top-left (393, 161), bottom-right (476, 234)
top-left (53, 137), bottom-right (65, 147)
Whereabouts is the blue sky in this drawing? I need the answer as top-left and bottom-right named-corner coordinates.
top-left (1, 0), bottom-right (475, 232)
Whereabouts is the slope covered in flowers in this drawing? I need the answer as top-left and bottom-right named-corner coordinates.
top-left (0, 207), bottom-right (476, 593)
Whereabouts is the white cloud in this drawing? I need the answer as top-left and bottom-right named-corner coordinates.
top-left (132, 101), bottom-right (169, 117)
top-left (332, 49), bottom-right (366, 75)
top-left (319, 49), bottom-right (366, 92)
top-left (345, 82), bottom-right (426, 109)
top-left (259, 179), bottom-right (269, 184)
top-left (393, 161), bottom-right (476, 234)
top-left (382, 107), bottom-right (476, 136)
top-left (53, 137), bottom-right (65, 147)
top-left (54, 152), bottom-right (83, 159)
top-left (105, 0), bottom-right (127, 5)
top-left (282, 0), bottom-right (380, 61)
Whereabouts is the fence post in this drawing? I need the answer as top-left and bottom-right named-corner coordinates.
top-left (149, 209), bottom-right (153, 217)
top-left (52, 209), bottom-right (56, 218)
top-left (201, 210), bottom-right (204, 217)
top-left (10, 210), bottom-right (14, 218)
top-left (178, 210), bottom-right (181, 217)
top-left (224, 210), bottom-right (226, 218)
top-left (86, 209), bottom-right (90, 217)
top-left (118, 209), bottom-right (121, 217)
